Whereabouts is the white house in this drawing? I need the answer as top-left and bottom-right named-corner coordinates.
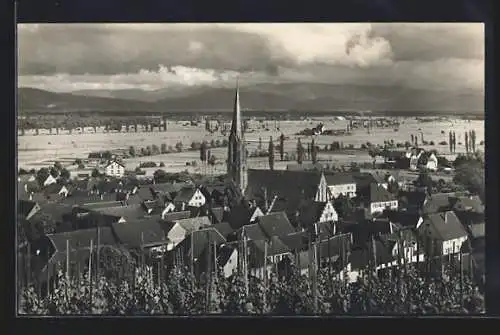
top-left (368, 184), bottom-right (398, 214)
top-left (105, 160), bottom-right (125, 178)
top-left (219, 247), bottom-right (239, 278)
top-left (161, 202), bottom-right (176, 218)
top-left (43, 174), bottom-right (57, 186)
top-left (324, 173), bottom-right (357, 199)
top-left (425, 153), bottom-right (438, 171)
top-left (417, 211), bottom-right (468, 256)
top-left (174, 187), bottom-right (206, 210)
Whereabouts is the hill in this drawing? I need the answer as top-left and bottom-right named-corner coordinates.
top-left (18, 83), bottom-right (484, 114)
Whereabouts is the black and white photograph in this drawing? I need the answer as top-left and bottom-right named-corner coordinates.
top-left (16, 23), bottom-right (485, 315)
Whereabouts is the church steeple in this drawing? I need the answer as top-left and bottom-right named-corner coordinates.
top-left (227, 79), bottom-right (247, 194)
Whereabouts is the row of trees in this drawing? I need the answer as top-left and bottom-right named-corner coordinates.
top-left (129, 139), bottom-right (229, 158)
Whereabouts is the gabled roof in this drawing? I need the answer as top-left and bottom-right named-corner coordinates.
top-left (279, 231), bottom-right (308, 251)
top-left (18, 200), bottom-right (38, 219)
top-left (176, 216), bottom-right (211, 234)
top-left (252, 236), bottom-right (290, 256)
top-left (324, 172), bottom-right (356, 186)
top-left (257, 212), bottom-right (296, 238)
top-left (90, 204), bottom-right (147, 222)
top-left (47, 227), bottom-right (116, 252)
top-left (422, 211), bottom-right (467, 241)
top-left (245, 169), bottom-right (324, 214)
top-left (43, 183), bottom-right (66, 195)
top-left (105, 160), bottom-right (125, 168)
top-left (78, 201), bottom-right (125, 210)
top-left (30, 203), bottom-right (74, 224)
top-left (209, 207), bottom-right (224, 224)
top-left (187, 227), bottom-right (227, 259)
top-left (423, 193), bottom-right (456, 214)
top-left (213, 222), bottom-right (235, 238)
top-left (241, 223), bottom-right (267, 241)
top-left (174, 187), bottom-right (197, 203)
top-left (298, 201), bottom-right (328, 226)
top-left (369, 183), bottom-right (396, 203)
top-left (58, 190), bottom-right (117, 205)
top-left (398, 191), bottom-right (427, 209)
top-left (227, 203), bottom-right (255, 230)
top-left (453, 195), bottom-right (484, 214)
top-left (163, 210), bottom-right (191, 222)
top-left (111, 219), bottom-right (166, 248)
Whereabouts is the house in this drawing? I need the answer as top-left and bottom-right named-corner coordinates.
top-left (409, 148), bottom-right (425, 171)
top-left (379, 229), bottom-right (421, 264)
top-left (33, 227), bottom-right (117, 284)
top-left (111, 219), bottom-right (168, 256)
top-left (218, 245), bottom-right (239, 278)
top-left (26, 203), bottom-right (75, 237)
top-left (208, 207), bottom-right (225, 225)
top-left (173, 187), bottom-right (206, 210)
top-left (162, 210), bottom-right (191, 222)
top-left (347, 241), bottom-right (394, 282)
top-left (105, 160), bottom-right (125, 178)
top-left (250, 236), bottom-right (292, 275)
top-left (256, 212), bottom-right (296, 239)
top-left (213, 222), bottom-right (236, 239)
top-left (298, 200), bottom-right (339, 232)
top-left (364, 183), bottom-right (398, 214)
top-left (245, 170), bottom-right (331, 221)
top-left (225, 203), bottom-right (264, 230)
top-left (160, 216), bottom-right (211, 250)
top-left (43, 183), bottom-right (70, 199)
top-left (417, 211), bottom-right (468, 256)
top-left (141, 199), bottom-right (165, 216)
top-left (88, 204), bottom-right (149, 223)
top-left (42, 174), bottom-right (57, 187)
top-left (18, 174), bottom-right (36, 183)
top-left (423, 152), bottom-right (438, 171)
top-left (324, 172), bottom-right (357, 198)
top-left (18, 200), bottom-right (41, 221)
top-left (161, 202), bottom-right (177, 217)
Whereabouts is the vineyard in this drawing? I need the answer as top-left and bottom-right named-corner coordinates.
top-left (19, 260), bottom-right (484, 315)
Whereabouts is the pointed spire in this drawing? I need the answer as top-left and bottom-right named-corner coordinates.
top-left (231, 78), bottom-right (241, 138)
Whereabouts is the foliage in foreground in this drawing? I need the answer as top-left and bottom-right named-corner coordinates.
top-left (20, 263), bottom-right (484, 316)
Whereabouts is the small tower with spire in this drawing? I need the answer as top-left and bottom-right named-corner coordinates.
top-left (227, 79), bottom-right (247, 194)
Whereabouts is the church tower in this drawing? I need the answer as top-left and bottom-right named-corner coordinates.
top-left (227, 80), bottom-right (247, 194)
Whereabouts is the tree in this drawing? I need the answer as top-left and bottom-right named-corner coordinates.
top-left (452, 132), bottom-right (457, 153)
top-left (59, 168), bottom-right (70, 180)
top-left (296, 138), bottom-right (304, 165)
top-left (91, 168), bottom-right (100, 178)
top-left (465, 132), bottom-right (469, 154)
top-left (454, 156), bottom-right (485, 202)
top-left (98, 245), bottom-right (137, 284)
top-left (279, 133), bottom-right (285, 161)
top-left (471, 130), bottom-right (476, 153)
top-left (210, 139), bottom-right (216, 148)
top-left (152, 144), bottom-right (160, 155)
top-left (200, 141), bottom-right (208, 163)
top-left (333, 195), bottom-right (355, 218)
top-left (53, 161), bottom-right (63, 171)
top-left (153, 169), bottom-right (168, 183)
top-left (175, 142), bottom-right (183, 152)
top-left (191, 141), bottom-right (201, 150)
top-left (161, 143), bottom-right (167, 154)
top-left (208, 154), bottom-right (217, 166)
top-left (311, 138), bottom-right (318, 165)
top-left (258, 137), bottom-right (263, 151)
top-left (36, 168), bottom-right (50, 186)
top-left (415, 172), bottom-right (434, 194)
top-left (268, 137), bottom-right (275, 171)
top-left (411, 134), bottom-right (414, 145)
top-left (449, 131), bottom-right (453, 153)
top-left (49, 167), bottom-right (59, 179)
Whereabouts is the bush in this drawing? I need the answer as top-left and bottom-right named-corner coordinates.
top-left (159, 162), bottom-right (165, 167)
top-left (439, 141), bottom-right (448, 145)
top-left (139, 162), bottom-right (157, 168)
top-left (78, 163), bottom-right (85, 169)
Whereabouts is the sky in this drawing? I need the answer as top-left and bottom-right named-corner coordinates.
top-left (18, 23), bottom-right (484, 93)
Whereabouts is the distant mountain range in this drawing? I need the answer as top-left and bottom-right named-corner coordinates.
top-left (18, 83), bottom-right (484, 114)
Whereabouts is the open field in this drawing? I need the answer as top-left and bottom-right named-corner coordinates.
top-left (17, 118), bottom-right (484, 172)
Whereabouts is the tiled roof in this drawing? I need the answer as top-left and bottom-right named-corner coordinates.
top-left (453, 196), bottom-right (484, 214)
top-left (422, 211), bottom-right (467, 241)
top-left (298, 201), bottom-right (329, 227)
top-left (279, 231), bottom-right (308, 251)
top-left (369, 183), bottom-right (396, 203)
top-left (227, 203), bottom-right (255, 230)
top-left (241, 223), bottom-right (267, 241)
top-left (174, 187), bottom-right (197, 203)
top-left (422, 193), bottom-right (456, 214)
top-left (252, 236), bottom-right (290, 256)
top-left (245, 169), bottom-right (323, 215)
top-left (111, 219), bottom-right (166, 248)
top-left (324, 172), bottom-right (356, 186)
top-left (257, 212), bottom-right (296, 238)
top-left (47, 226), bottom-right (116, 252)
top-left (151, 182), bottom-right (189, 195)
top-left (163, 210), bottom-right (191, 222)
top-left (187, 227), bottom-right (227, 259)
top-left (213, 222), bottom-right (235, 238)
top-left (209, 207), bottom-right (224, 224)
top-left (176, 216), bottom-right (211, 234)
top-left (91, 204), bottom-right (147, 222)
top-left (316, 234), bottom-right (351, 259)
top-left (349, 240), bottom-right (393, 270)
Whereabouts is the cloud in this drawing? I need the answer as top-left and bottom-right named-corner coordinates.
top-left (17, 23), bottom-right (484, 93)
